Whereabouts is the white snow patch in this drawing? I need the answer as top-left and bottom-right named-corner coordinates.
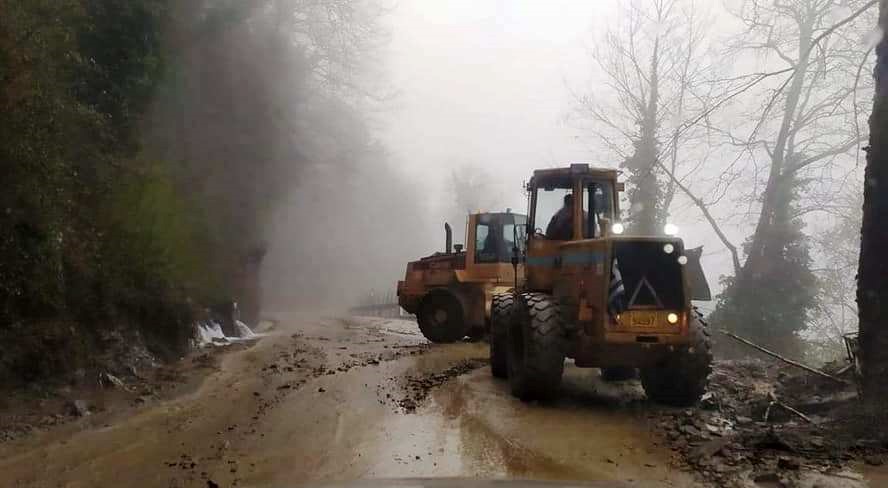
top-left (195, 320), bottom-right (260, 347)
top-left (234, 320), bottom-right (256, 339)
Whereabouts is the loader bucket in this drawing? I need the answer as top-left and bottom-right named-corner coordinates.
top-left (684, 246), bottom-right (711, 301)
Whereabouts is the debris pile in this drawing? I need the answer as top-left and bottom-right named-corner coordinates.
top-left (657, 357), bottom-right (885, 487)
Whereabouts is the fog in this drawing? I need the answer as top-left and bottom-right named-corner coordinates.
top-left (262, 1), bottom-right (730, 308)
top-left (262, 1), bottom-right (615, 312)
top-left (373, 0), bottom-right (754, 296)
top-left (258, 0), bottom-right (872, 359)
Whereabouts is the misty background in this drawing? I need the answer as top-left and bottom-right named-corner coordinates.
top-left (1, 0), bottom-right (872, 385)
top-left (265, 1), bottom-right (863, 297)
top-left (261, 0), bottom-right (873, 362)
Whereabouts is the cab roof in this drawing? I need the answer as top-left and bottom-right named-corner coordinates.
top-left (528, 163), bottom-right (619, 189)
top-left (469, 211), bottom-right (527, 218)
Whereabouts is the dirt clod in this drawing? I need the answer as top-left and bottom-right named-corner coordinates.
top-left (395, 359), bottom-right (487, 413)
top-left (65, 400), bottom-right (90, 417)
top-left (655, 359), bottom-right (882, 487)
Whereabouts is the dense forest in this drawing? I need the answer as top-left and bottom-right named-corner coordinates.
top-left (0, 0), bottom-right (420, 385)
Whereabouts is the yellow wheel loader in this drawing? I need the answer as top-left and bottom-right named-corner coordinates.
top-left (491, 164), bottom-right (713, 405)
top-left (397, 212), bottom-right (527, 343)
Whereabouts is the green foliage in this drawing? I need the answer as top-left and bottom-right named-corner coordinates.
top-left (622, 135), bottom-right (666, 235)
top-left (104, 162), bottom-right (212, 290)
top-left (0, 0), bottom-right (390, 382)
top-left (712, 177), bottom-right (818, 356)
top-left (0, 0), bottom-right (208, 380)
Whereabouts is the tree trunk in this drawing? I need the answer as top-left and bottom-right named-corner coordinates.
top-left (715, 12), bottom-right (819, 357)
top-left (858, 0), bottom-right (888, 403)
top-left (743, 16), bottom-right (813, 278)
top-left (625, 36), bottom-right (664, 236)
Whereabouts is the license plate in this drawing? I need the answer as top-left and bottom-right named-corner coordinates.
top-left (631, 311), bottom-right (656, 327)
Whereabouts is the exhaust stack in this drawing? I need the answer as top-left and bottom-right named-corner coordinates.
top-left (444, 222), bottom-right (453, 254)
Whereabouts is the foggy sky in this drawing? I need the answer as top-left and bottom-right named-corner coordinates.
top-left (261, 0), bottom-right (869, 314)
top-left (377, 0), bottom-right (748, 303)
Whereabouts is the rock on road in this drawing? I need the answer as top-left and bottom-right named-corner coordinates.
top-left (0, 314), bottom-right (697, 488)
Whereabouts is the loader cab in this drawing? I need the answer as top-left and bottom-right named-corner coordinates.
top-left (524, 164), bottom-right (622, 291)
top-left (463, 212), bottom-right (527, 284)
top-left (527, 164), bottom-right (621, 242)
top-left (471, 212), bottom-right (527, 264)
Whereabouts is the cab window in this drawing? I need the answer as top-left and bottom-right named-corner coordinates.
top-left (534, 188), bottom-right (573, 240)
top-left (475, 214), bottom-right (527, 263)
top-left (583, 181), bottom-right (615, 238)
top-left (475, 223), bottom-right (495, 263)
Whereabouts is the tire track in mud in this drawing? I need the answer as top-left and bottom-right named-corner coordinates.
top-left (162, 324), bottom-right (436, 487)
top-left (366, 357), bottom-right (489, 414)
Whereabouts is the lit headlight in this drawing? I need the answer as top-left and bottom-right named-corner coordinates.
top-left (611, 222), bottom-right (625, 235)
top-left (664, 223), bottom-right (679, 236)
top-left (666, 313), bottom-right (679, 324)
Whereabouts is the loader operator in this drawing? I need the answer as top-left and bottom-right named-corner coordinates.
top-left (546, 193), bottom-right (574, 240)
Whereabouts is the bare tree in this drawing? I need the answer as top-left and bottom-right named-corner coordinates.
top-left (805, 188), bottom-right (862, 364)
top-left (713, 0), bottom-right (876, 355)
top-left (576, 0), bottom-right (715, 235)
top-left (446, 164), bottom-right (501, 242)
top-left (858, 0), bottom-right (888, 404)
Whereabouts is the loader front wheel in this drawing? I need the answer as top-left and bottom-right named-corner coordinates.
top-left (507, 293), bottom-right (565, 401)
top-left (641, 310), bottom-right (712, 406)
top-left (417, 291), bottom-right (468, 343)
top-left (489, 293), bottom-right (513, 378)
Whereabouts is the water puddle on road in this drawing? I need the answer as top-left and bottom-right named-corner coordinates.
top-left (250, 346), bottom-right (696, 487)
top-left (424, 364), bottom-right (694, 486)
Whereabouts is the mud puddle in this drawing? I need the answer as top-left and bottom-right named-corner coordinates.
top-left (0, 316), bottom-right (703, 488)
top-left (245, 347), bottom-right (696, 488)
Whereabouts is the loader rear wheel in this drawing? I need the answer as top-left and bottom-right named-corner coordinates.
top-left (507, 293), bottom-right (565, 401)
top-left (489, 293), bottom-right (513, 378)
top-left (600, 367), bottom-right (637, 382)
top-left (417, 292), bottom-right (468, 343)
top-left (641, 309), bottom-right (712, 406)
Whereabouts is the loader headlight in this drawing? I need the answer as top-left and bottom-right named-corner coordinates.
top-left (611, 222), bottom-right (625, 235)
top-left (666, 313), bottom-right (679, 324)
top-left (664, 223), bottom-right (679, 236)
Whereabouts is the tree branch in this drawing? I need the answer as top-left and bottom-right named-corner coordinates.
top-left (654, 158), bottom-right (742, 275)
top-left (788, 135), bottom-right (867, 174)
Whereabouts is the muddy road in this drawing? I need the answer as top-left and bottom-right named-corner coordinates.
top-left (4, 314), bottom-right (887, 488)
top-left (5, 316), bottom-right (885, 488)
top-left (0, 315), bottom-right (700, 487)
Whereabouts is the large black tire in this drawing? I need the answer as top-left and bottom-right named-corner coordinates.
top-left (640, 309), bottom-right (712, 406)
top-left (600, 367), bottom-right (638, 382)
top-left (417, 291), bottom-right (468, 343)
top-left (489, 293), bottom-right (514, 378)
top-left (507, 293), bottom-right (566, 401)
